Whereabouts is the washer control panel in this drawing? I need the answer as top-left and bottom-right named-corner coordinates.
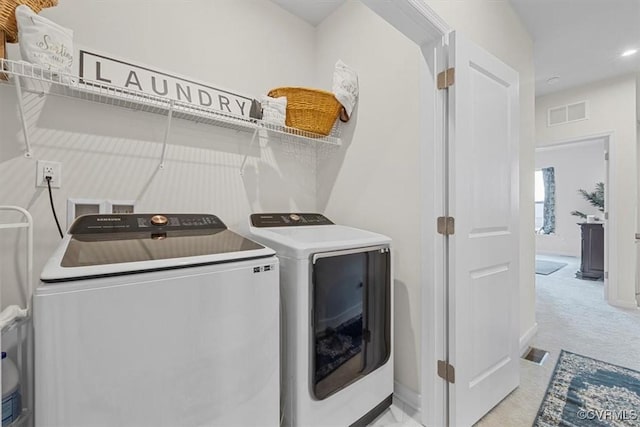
top-left (250, 213), bottom-right (334, 227)
top-left (69, 214), bottom-right (225, 234)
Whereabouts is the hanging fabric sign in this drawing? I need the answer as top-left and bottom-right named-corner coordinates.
top-left (78, 50), bottom-right (253, 118)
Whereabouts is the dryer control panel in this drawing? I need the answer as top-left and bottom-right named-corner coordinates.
top-left (69, 214), bottom-right (226, 234)
top-left (250, 213), bottom-right (334, 227)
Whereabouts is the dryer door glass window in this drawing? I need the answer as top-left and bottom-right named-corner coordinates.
top-left (311, 248), bottom-right (391, 400)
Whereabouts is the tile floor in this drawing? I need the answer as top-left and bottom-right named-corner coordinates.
top-left (368, 400), bottom-right (422, 427)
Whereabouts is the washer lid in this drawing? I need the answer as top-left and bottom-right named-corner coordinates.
top-left (41, 214), bottom-right (274, 282)
top-left (248, 214), bottom-right (391, 260)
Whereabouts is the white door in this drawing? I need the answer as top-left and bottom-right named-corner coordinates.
top-left (446, 31), bottom-right (520, 427)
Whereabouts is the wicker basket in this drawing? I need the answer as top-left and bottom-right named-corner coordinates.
top-left (0, 0), bottom-right (58, 43)
top-left (0, 32), bottom-right (6, 80)
top-left (268, 87), bottom-right (341, 136)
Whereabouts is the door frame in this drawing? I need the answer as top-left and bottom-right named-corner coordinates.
top-left (360, 1), bottom-right (450, 426)
top-left (537, 132), bottom-right (618, 305)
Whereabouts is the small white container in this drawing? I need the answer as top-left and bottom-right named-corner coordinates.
top-left (2, 352), bottom-right (21, 426)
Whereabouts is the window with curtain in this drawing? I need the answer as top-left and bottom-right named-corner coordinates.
top-left (535, 167), bottom-right (556, 234)
top-left (535, 170), bottom-right (545, 231)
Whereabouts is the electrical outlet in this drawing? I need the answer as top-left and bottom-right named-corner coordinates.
top-left (36, 160), bottom-right (62, 188)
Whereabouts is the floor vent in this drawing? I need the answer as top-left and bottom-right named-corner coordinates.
top-left (523, 347), bottom-right (549, 365)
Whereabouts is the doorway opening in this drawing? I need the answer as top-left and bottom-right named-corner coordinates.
top-left (534, 136), bottom-right (609, 299)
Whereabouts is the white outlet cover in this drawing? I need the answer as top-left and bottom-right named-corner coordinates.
top-left (36, 160), bottom-right (62, 188)
top-left (67, 199), bottom-right (108, 229)
top-left (107, 200), bottom-right (136, 214)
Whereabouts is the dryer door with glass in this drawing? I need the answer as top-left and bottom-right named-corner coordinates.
top-left (311, 246), bottom-right (391, 400)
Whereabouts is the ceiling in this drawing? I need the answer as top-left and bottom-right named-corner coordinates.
top-left (271, 0), bottom-right (640, 96)
top-left (270, 0), bottom-right (346, 26)
top-left (511, 0), bottom-right (640, 96)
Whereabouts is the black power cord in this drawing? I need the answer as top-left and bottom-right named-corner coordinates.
top-left (46, 176), bottom-right (64, 239)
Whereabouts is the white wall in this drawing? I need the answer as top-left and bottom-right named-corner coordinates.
top-left (315, 0), bottom-right (535, 396)
top-left (315, 1), bottom-right (424, 393)
top-left (535, 140), bottom-right (605, 257)
top-left (0, 0), bottom-right (319, 309)
top-left (636, 73), bottom-right (640, 121)
top-left (536, 74), bottom-right (638, 307)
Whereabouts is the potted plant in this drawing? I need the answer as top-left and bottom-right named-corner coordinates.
top-left (570, 182), bottom-right (604, 220)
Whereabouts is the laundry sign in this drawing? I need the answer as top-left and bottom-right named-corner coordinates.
top-left (78, 50), bottom-right (253, 118)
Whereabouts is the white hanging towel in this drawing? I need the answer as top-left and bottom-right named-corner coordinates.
top-left (332, 60), bottom-right (359, 122)
top-left (260, 95), bottom-right (287, 126)
top-left (0, 305), bottom-right (28, 330)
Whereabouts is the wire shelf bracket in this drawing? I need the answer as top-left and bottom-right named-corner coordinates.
top-left (239, 128), bottom-right (259, 176)
top-left (13, 77), bottom-right (33, 158)
top-left (159, 100), bottom-right (175, 169)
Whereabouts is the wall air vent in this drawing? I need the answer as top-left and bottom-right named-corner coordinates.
top-left (547, 101), bottom-right (588, 126)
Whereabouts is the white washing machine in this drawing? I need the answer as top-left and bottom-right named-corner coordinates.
top-left (248, 213), bottom-right (393, 427)
top-left (35, 213), bottom-right (279, 427)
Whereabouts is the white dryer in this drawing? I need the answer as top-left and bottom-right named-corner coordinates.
top-left (248, 213), bottom-right (393, 427)
top-left (35, 213), bottom-right (279, 427)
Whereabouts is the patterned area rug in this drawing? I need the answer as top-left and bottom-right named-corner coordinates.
top-left (534, 350), bottom-right (640, 426)
top-left (315, 315), bottom-right (362, 382)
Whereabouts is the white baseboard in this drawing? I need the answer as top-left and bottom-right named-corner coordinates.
top-left (609, 299), bottom-right (639, 309)
top-left (393, 381), bottom-right (421, 413)
top-left (535, 250), bottom-right (578, 258)
top-left (519, 322), bottom-right (538, 356)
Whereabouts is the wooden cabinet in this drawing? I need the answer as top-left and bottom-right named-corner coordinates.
top-left (575, 223), bottom-right (604, 280)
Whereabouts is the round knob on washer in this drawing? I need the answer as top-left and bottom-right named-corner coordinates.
top-left (290, 214), bottom-right (301, 221)
top-left (151, 215), bottom-right (168, 226)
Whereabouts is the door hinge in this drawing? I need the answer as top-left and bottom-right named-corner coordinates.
top-left (437, 67), bottom-right (455, 89)
top-left (437, 360), bottom-right (455, 383)
top-left (604, 212), bottom-right (608, 220)
top-left (604, 271), bottom-right (609, 279)
top-left (437, 216), bottom-right (455, 235)
top-left (604, 152), bottom-right (609, 161)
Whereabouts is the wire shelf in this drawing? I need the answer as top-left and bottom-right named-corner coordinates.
top-left (0, 59), bottom-right (342, 158)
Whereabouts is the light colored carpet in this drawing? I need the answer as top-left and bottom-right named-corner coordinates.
top-left (475, 255), bottom-right (640, 426)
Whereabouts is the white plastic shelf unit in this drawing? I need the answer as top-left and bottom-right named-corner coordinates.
top-left (0, 206), bottom-right (34, 427)
top-left (0, 59), bottom-right (341, 171)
